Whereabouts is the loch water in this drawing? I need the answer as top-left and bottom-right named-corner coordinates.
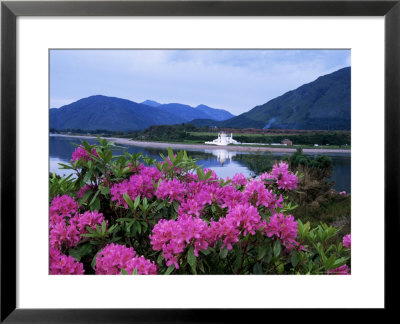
top-left (50, 136), bottom-right (351, 193)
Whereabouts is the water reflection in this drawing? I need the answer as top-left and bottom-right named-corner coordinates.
top-left (49, 136), bottom-right (351, 192)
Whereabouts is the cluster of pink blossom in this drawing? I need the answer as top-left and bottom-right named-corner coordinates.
top-left (125, 255), bottom-right (158, 275)
top-left (209, 204), bottom-right (263, 250)
top-left (343, 234), bottom-right (351, 249)
top-left (243, 179), bottom-right (284, 209)
top-left (150, 216), bottom-right (210, 268)
top-left (49, 247), bottom-right (84, 275)
top-left (149, 162), bottom-right (301, 268)
top-left (49, 195), bottom-right (105, 249)
top-left (231, 173), bottom-right (248, 186)
top-left (95, 243), bottom-right (136, 274)
top-left (263, 213), bottom-right (298, 249)
top-left (110, 166), bottom-right (162, 207)
top-left (151, 202), bottom-right (291, 268)
top-left (71, 145), bottom-right (99, 162)
top-left (95, 243), bottom-right (157, 275)
top-left (260, 161), bottom-right (298, 191)
top-left (327, 264), bottom-right (350, 275)
top-left (70, 210), bottom-right (107, 234)
top-left (219, 185), bottom-right (247, 210)
top-left (155, 178), bottom-right (187, 203)
top-left (49, 194), bottom-right (78, 227)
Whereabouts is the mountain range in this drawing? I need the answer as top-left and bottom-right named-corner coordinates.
top-left (50, 97), bottom-right (234, 131)
top-left (50, 67), bottom-right (350, 131)
top-left (217, 66), bottom-right (350, 130)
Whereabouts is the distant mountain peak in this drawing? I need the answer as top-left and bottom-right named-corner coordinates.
top-left (50, 95), bottom-right (235, 132)
top-left (220, 67), bottom-right (351, 130)
top-left (196, 104), bottom-right (210, 109)
top-left (141, 100), bottom-right (162, 107)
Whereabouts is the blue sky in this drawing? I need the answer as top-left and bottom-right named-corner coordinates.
top-left (50, 49), bottom-right (350, 115)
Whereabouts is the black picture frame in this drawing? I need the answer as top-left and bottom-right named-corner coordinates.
top-left (1, 0), bottom-right (399, 321)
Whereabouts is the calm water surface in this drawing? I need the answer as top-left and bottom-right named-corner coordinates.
top-left (50, 136), bottom-right (351, 192)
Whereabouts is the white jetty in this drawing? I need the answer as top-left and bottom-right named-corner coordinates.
top-left (205, 131), bottom-right (240, 146)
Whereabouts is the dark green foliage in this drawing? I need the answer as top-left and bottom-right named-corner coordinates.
top-left (243, 148), bottom-right (350, 239)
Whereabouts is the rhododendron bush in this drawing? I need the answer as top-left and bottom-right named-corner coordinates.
top-left (49, 138), bottom-right (351, 275)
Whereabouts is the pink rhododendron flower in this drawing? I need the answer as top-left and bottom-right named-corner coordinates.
top-left (209, 204), bottom-right (262, 250)
top-left (150, 216), bottom-right (210, 268)
top-left (49, 220), bottom-right (80, 249)
top-left (270, 162), bottom-right (298, 191)
top-left (264, 213), bottom-right (298, 249)
top-left (155, 178), bottom-right (186, 203)
top-left (219, 185), bottom-right (246, 210)
top-left (110, 166), bottom-right (161, 207)
top-left (49, 195), bottom-right (78, 227)
top-left (232, 173), bottom-right (248, 186)
top-left (209, 217), bottom-right (240, 250)
top-left (49, 247), bottom-right (84, 275)
top-left (70, 210), bottom-right (106, 234)
top-left (243, 179), bottom-right (283, 209)
top-left (343, 234), bottom-right (351, 249)
top-left (125, 256), bottom-right (158, 275)
top-left (71, 145), bottom-right (98, 162)
top-left (327, 264), bottom-right (350, 275)
top-left (95, 243), bottom-right (137, 275)
top-left (339, 191), bottom-right (346, 195)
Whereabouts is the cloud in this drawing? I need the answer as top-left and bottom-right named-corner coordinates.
top-left (50, 49), bottom-right (350, 114)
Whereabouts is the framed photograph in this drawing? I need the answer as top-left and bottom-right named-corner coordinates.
top-left (1, 0), bottom-right (399, 321)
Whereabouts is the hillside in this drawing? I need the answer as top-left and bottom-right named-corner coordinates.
top-left (220, 67), bottom-right (351, 130)
top-left (50, 96), bottom-right (234, 131)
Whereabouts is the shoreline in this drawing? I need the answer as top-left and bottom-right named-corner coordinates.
top-left (50, 134), bottom-right (351, 154)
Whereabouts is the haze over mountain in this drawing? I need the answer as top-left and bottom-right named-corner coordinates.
top-left (218, 67), bottom-right (351, 130)
top-left (50, 95), bottom-right (234, 131)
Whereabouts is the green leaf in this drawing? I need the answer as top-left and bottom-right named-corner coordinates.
top-left (198, 261), bottom-right (205, 273)
top-left (291, 251), bottom-right (299, 267)
top-left (253, 263), bottom-right (263, 274)
top-left (89, 189), bottom-right (100, 206)
top-left (187, 246), bottom-right (197, 274)
top-left (172, 201), bottom-right (179, 213)
top-left (132, 268), bottom-right (138, 275)
top-left (104, 149), bottom-right (113, 163)
top-left (68, 243), bottom-right (93, 262)
top-left (83, 171), bottom-right (92, 184)
top-left (133, 195), bottom-right (141, 210)
top-left (123, 193), bottom-right (134, 209)
top-left (91, 196), bottom-right (100, 211)
top-left (101, 220), bottom-right (106, 234)
top-left (196, 168), bottom-right (204, 181)
top-left (100, 187), bottom-right (110, 195)
top-left (167, 147), bottom-right (175, 163)
top-left (121, 268), bottom-right (128, 275)
top-left (273, 240), bottom-right (281, 257)
top-left (277, 263), bottom-right (284, 274)
top-left (219, 247), bottom-right (228, 259)
top-left (257, 245), bottom-right (267, 261)
top-left (155, 201), bottom-right (166, 212)
top-left (79, 190), bottom-right (92, 205)
top-left (157, 253), bottom-right (164, 266)
top-left (164, 265), bottom-right (175, 275)
top-left (91, 252), bottom-right (99, 270)
top-left (264, 246), bottom-right (273, 264)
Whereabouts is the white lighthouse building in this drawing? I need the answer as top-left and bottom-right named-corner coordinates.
top-left (205, 131), bottom-right (240, 146)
